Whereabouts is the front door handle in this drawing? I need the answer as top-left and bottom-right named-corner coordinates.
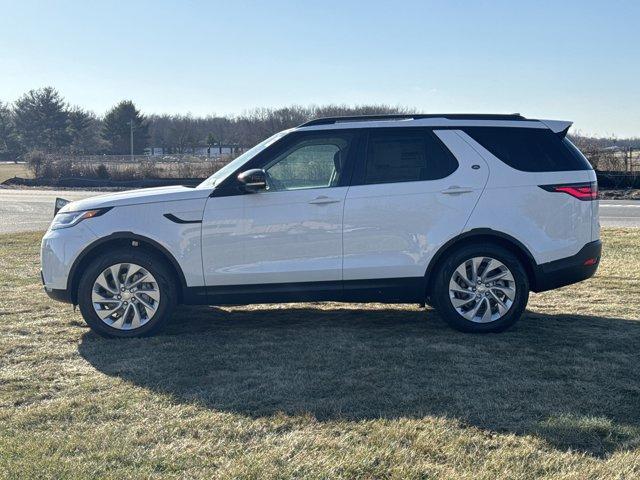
top-left (308, 195), bottom-right (341, 205)
top-left (441, 186), bottom-right (473, 195)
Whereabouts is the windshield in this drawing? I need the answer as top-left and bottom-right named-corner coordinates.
top-left (197, 129), bottom-right (292, 189)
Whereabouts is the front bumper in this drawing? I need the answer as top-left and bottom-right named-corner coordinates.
top-left (41, 270), bottom-right (73, 303)
top-left (45, 287), bottom-right (73, 303)
top-left (41, 223), bottom-right (98, 303)
top-left (532, 240), bottom-right (602, 292)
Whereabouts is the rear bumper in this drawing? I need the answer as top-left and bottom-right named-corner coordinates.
top-left (532, 240), bottom-right (602, 292)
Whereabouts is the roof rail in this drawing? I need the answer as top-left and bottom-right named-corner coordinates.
top-left (299, 113), bottom-right (527, 128)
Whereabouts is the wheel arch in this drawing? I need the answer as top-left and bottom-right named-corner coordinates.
top-left (425, 228), bottom-right (538, 296)
top-left (67, 231), bottom-right (188, 305)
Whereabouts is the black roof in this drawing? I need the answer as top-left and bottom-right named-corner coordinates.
top-left (299, 113), bottom-right (528, 128)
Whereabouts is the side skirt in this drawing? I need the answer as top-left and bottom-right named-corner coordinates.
top-left (182, 277), bottom-right (426, 306)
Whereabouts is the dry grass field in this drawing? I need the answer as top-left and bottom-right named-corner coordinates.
top-left (0, 163), bottom-right (29, 183)
top-left (0, 229), bottom-right (639, 479)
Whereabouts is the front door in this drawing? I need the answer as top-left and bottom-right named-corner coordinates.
top-left (201, 130), bottom-right (358, 288)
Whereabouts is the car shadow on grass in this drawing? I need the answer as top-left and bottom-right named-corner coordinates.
top-left (78, 305), bottom-right (640, 457)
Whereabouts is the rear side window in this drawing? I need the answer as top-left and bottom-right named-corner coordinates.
top-left (562, 137), bottom-right (593, 169)
top-left (363, 129), bottom-right (458, 184)
top-left (464, 127), bottom-right (592, 172)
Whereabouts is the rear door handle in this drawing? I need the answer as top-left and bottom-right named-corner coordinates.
top-left (308, 195), bottom-right (341, 205)
top-left (441, 186), bottom-right (473, 195)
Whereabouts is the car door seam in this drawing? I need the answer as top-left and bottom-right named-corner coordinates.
top-left (450, 130), bottom-right (491, 233)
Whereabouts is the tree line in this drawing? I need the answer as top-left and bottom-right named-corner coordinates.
top-left (0, 87), bottom-right (413, 161)
top-left (0, 88), bottom-right (150, 159)
top-left (2, 86), bottom-right (638, 163)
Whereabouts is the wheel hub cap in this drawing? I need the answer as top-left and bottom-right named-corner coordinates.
top-left (91, 263), bottom-right (160, 330)
top-left (448, 256), bottom-right (516, 323)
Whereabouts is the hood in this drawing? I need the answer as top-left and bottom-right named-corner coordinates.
top-left (59, 185), bottom-right (213, 213)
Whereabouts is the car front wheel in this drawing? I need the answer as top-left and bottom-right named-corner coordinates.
top-left (77, 248), bottom-right (177, 337)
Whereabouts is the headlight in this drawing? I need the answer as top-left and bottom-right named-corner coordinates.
top-left (50, 208), bottom-right (111, 230)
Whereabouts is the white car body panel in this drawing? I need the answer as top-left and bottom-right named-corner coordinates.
top-left (58, 185), bottom-right (211, 212)
top-left (342, 130), bottom-right (488, 280)
top-left (42, 195), bottom-right (210, 289)
top-left (83, 199), bottom-right (207, 286)
top-left (41, 222), bottom-right (99, 289)
top-left (202, 187), bottom-right (347, 286)
top-left (592, 199), bottom-right (600, 242)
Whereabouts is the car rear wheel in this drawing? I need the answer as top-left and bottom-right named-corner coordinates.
top-left (432, 244), bottom-right (529, 333)
top-left (77, 248), bottom-right (177, 337)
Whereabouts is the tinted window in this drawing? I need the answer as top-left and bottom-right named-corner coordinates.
top-left (562, 137), bottom-right (593, 170)
top-left (363, 130), bottom-right (458, 184)
top-left (464, 127), bottom-right (592, 172)
top-left (264, 134), bottom-right (353, 191)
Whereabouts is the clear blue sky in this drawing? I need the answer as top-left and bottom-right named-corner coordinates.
top-left (1, 0), bottom-right (639, 137)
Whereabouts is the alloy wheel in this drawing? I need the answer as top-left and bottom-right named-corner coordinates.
top-left (91, 263), bottom-right (160, 330)
top-left (448, 256), bottom-right (516, 323)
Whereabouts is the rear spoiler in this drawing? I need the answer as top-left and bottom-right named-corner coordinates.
top-left (539, 119), bottom-right (572, 138)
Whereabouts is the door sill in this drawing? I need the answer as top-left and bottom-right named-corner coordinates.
top-left (183, 278), bottom-right (426, 305)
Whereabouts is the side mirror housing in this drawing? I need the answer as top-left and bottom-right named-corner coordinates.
top-left (54, 197), bottom-right (70, 215)
top-left (237, 169), bottom-right (267, 192)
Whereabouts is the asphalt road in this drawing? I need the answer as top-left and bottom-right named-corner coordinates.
top-left (0, 188), bottom-right (639, 234)
top-left (0, 188), bottom-right (100, 234)
top-left (597, 200), bottom-right (640, 228)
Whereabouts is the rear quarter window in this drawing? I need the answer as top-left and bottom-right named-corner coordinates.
top-left (464, 127), bottom-right (592, 172)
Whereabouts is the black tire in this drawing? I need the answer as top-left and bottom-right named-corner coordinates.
top-left (432, 244), bottom-right (529, 333)
top-left (77, 248), bottom-right (177, 338)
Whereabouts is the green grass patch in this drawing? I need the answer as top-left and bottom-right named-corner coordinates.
top-left (1, 230), bottom-right (639, 478)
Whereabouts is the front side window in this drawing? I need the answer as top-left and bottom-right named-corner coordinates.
top-left (363, 129), bottom-right (458, 185)
top-left (264, 134), bottom-right (353, 191)
top-left (197, 129), bottom-right (292, 189)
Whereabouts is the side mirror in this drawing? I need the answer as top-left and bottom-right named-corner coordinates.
top-left (54, 197), bottom-right (70, 216)
top-left (237, 169), bottom-right (267, 192)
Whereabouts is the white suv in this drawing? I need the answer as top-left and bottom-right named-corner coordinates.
top-left (41, 114), bottom-right (601, 337)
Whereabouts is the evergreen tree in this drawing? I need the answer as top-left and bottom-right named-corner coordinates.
top-left (0, 102), bottom-right (22, 160)
top-left (102, 100), bottom-right (149, 154)
top-left (68, 107), bottom-right (104, 153)
top-left (13, 87), bottom-right (71, 151)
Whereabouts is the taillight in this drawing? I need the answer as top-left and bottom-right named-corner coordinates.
top-left (539, 181), bottom-right (598, 201)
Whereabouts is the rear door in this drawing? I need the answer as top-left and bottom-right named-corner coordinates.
top-left (342, 127), bottom-right (489, 281)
